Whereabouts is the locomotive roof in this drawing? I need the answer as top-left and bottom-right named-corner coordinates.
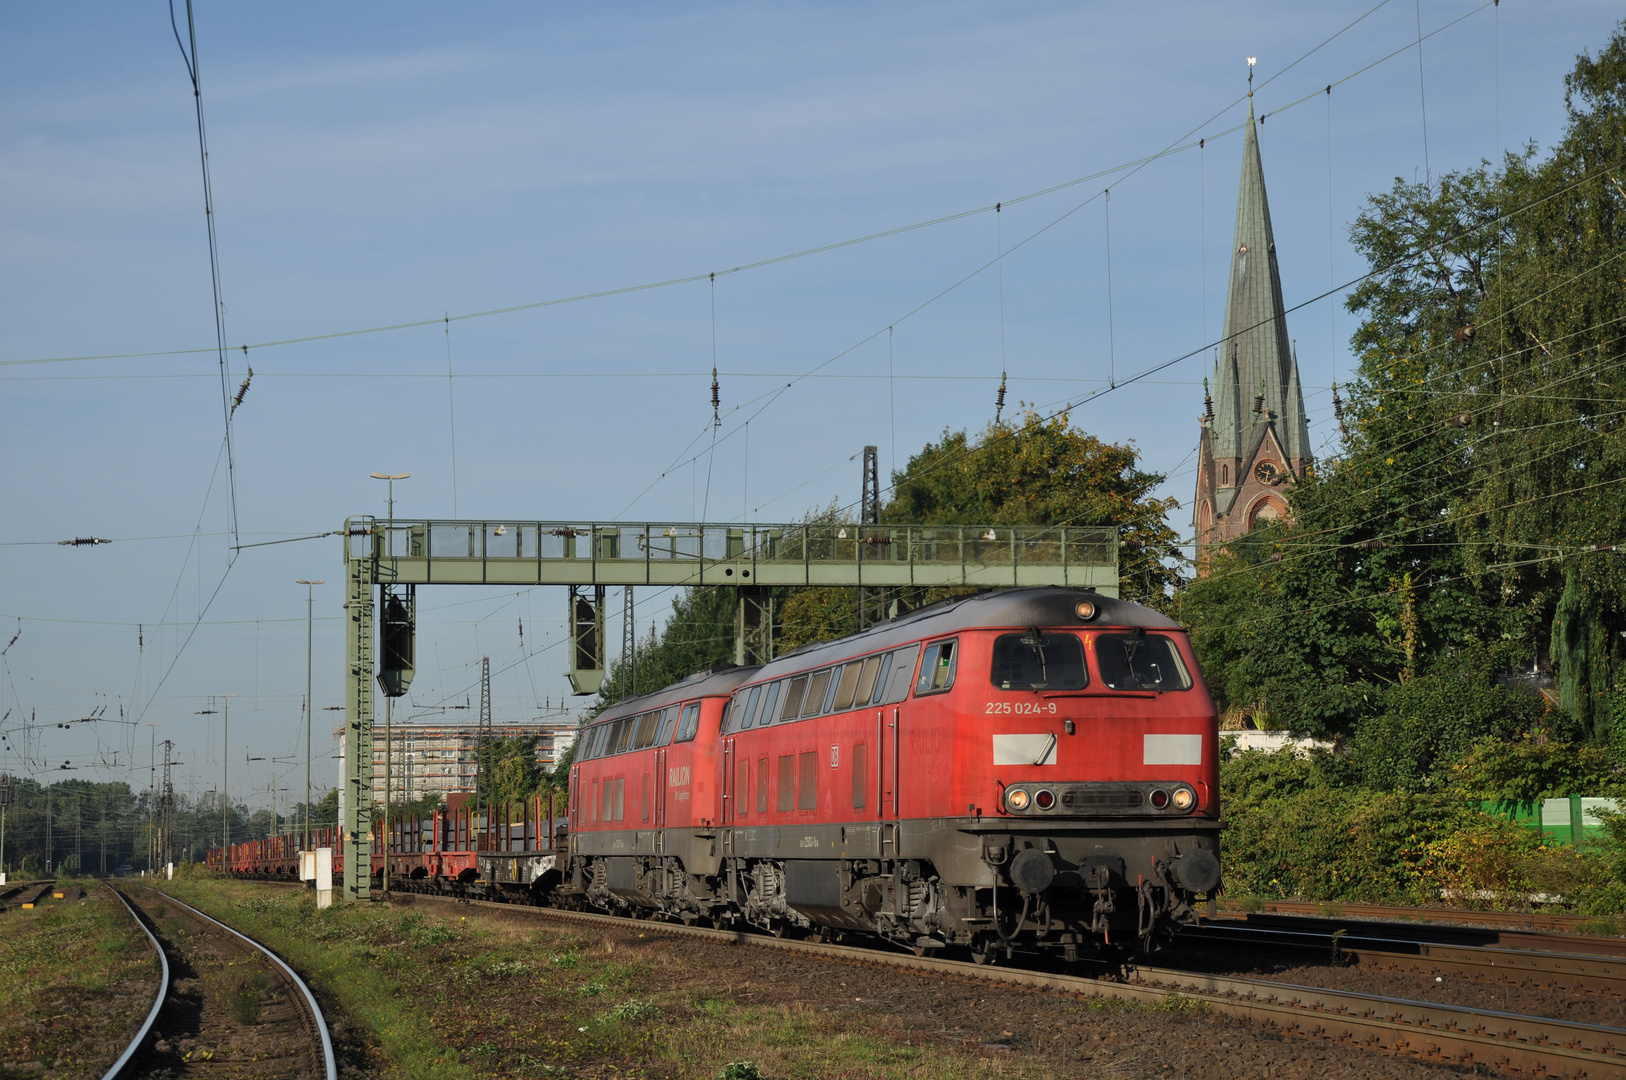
top-left (586, 663), bottom-right (761, 726)
top-left (753, 587), bottom-right (1179, 681)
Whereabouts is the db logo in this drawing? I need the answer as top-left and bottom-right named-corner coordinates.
top-left (667, 766), bottom-right (691, 786)
top-left (829, 745), bottom-right (840, 769)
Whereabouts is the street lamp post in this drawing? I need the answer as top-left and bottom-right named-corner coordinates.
top-left (297, 579), bottom-right (325, 850)
top-left (370, 472), bottom-right (409, 894)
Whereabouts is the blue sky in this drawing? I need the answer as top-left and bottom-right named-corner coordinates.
top-left (2, 1), bottom-right (1620, 804)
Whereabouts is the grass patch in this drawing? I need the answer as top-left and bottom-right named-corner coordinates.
top-left (157, 880), bottom-right (1098, 1079)
top-left (0, 880), bottom-right (159, 1077)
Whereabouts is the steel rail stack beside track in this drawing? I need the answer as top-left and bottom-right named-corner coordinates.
top-left (1223, 898), bottom-right (1621, 936)
top-left (394, 890), bottom-right (1626, 1077)
top-left (1183, 920), bottom-right (1626, 994)
top-left (101, 885), bottom-right (170, 1080)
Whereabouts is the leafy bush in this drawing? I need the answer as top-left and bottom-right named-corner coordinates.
top-left (716, 1063), bottom-right (765, 1080)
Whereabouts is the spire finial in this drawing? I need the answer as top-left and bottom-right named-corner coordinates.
top-left (1247, 56), bottom-right (1257, 98)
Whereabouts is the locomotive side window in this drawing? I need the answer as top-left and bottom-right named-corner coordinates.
top-left (632, 710), bottom-right (661, 749)
top-left (779, 677), bottom-right (808, 720)
top-left (915, 640), bottom-right (958, 695)
top-left (851, 742), bottom-right (867, 809)
top-left (798, 751), bottom-right (819, 810)
top-left (757, 757), bottom-right (769, 813)
top-left (777, 755), bottom-right (795, 811)
top-left (991, 631), bottom-right (1088, 691)
top-left (802, 669), bottom-right (834, 718)
top-left (832, 662), bottom-right (863, 711)
top-left (611, 717), bottom-right (633, 755)
top-left (878, 646), bottom-right (921, 704)
top-left (854, 656), bottom-right (882, 705)
top-left (675, 703), bottom-right (702, 742)
top-left (1095, 633), bottom-right (1194, 691)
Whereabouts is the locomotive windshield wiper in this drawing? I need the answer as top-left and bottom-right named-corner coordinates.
top-left (1021, 627), bottom-right (1049, 688)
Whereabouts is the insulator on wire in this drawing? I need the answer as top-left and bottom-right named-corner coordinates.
top-left (231, 366), bottom-right (253, 415)
top-left (1454, 325), bottom-right (1476, 342)
top-left (710, 367), bottom-right (720, 427)
top-left (1446, 413), bottom-right (1473, 429)
top-left (1203, 377), bottom-right (1214, 423)
top-left (994, 371), bottom-right (1007, 421)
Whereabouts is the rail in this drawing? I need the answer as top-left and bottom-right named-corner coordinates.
top-left (101, 885), bottom-right (170, 1080)
top-left (145, 888), bottom-right (338, 1080)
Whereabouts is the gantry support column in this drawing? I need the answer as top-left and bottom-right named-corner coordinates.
top-left (342, 545), bottom-right (375, 902)
top-left (734, 588), bottom-right (775, 666)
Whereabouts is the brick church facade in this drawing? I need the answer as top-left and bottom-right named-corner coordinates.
top-left (1193, 100), bottom-right (1311, 567)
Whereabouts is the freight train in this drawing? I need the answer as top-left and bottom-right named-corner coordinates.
top-left (210, 587), bottom-right (1221, 962)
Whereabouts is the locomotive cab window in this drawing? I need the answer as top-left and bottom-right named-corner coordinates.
top-left (1095, 633), bottom-right (1193, 691)
top-left (915, 639), bottom-right (958, 696)
top-left (734, 685), bottom-right (762, 731)
top-left (879, 646), bottom-right (921, 703)
top-left (991, 631), bottom-right (1088, 691)
top-left (675, 702), bottom-right (703, 742)
top-left (655, 706), bottom-right (679, 744)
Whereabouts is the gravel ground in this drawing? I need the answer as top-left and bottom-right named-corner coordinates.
top-left (442, 900), bottom-right (1481, 1079)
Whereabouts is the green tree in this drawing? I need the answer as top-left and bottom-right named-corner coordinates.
top-left (1182, 22), bottom-right (1626, 744)
top-left (781, 410), bottom-right (1180, 648)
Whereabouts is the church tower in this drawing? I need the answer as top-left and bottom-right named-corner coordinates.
top-left (1193, 100), bottom-right (1311, 566)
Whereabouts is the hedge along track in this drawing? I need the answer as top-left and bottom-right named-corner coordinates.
top-left (112, 886), bottom-right (337, 1080)
top-left (392, 890), bottom-right (1626, 1077)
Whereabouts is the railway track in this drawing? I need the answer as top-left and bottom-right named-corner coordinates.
top-left (1182, 918), bottom-right (1626, 994)
top-left (389, 889), bottom-right (1626, 1077)
top-left (105, 886), bottom-right (336, 1080)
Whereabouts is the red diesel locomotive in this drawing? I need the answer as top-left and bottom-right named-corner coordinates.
top-left (568, 587), bottom-right (1220, 960)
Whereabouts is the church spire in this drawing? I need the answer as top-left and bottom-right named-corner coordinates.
top-left (1193, 90), bottom-right (1313, 560)
top-left (1215, 98), bottom-right (1307, 469)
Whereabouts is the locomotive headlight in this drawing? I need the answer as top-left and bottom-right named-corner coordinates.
top-left (1075, 599), bottom-right (1098, 621)
top-left (1172, 787), bottom-right (1195, 811)
top-left (1006, 788), bottom-right (1031, 811)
